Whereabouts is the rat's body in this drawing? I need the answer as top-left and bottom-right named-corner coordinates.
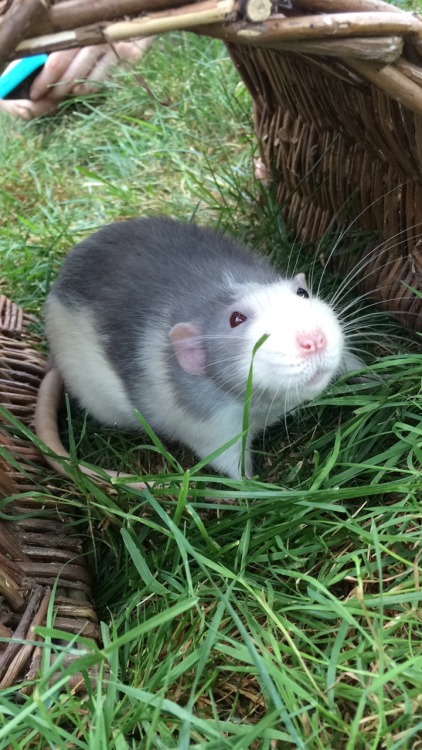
top-left (38, 217), bottom-right (355, 481)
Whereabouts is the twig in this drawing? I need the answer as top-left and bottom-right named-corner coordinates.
top-left (345, 58), bottom-right (422, 117)
top-left (0, 0), bottom-right (14, 16)
top-left (30, 0), bottom-right (191, 36)
top-left (0, 586), bottom-right (50, 689)
top-left (0, 0), bottom-right (47, 65)
top-left (396, 58), bottom-right (422, 87)
top-left (0, 550), bottom-right (24, 610)
top-left (244, 0), bottom-right (271, 23)
top-left (212, 12), bottom-right (422, 41)
top-left (197, 22), bottom-right (404, 62)
top-left (292, 0), bottom-right (405, 13)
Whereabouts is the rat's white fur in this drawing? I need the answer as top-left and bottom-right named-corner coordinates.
top-left (232, 280), bottom-right (344, 404)
top-left (45, 299), bottom-right (138, 428)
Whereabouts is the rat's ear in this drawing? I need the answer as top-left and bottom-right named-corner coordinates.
top-left (169, 322), bottom-right (206, 376)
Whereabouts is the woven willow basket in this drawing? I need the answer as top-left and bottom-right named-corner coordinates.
top-left (0, 297), bottom-right (100, 691)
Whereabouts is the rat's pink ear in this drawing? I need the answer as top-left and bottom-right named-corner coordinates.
top-left (169, 322), bottom-right (206, 376)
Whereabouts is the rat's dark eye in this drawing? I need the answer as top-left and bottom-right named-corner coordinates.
top-left (296, 287), bottom-right (309, 299)
top-left (230, 311), bottom-right (247, 328)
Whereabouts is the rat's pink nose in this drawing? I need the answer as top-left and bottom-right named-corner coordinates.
top-left (296, 328), bottom-right (327, 354)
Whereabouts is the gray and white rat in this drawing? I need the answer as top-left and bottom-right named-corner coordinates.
top-left (35, 217), bottom-right (359, 483)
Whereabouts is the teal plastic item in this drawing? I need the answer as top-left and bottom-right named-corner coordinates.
top-left (0, 54), bottom-right (48, 99)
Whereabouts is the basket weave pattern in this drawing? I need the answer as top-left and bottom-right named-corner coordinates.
top-left (228, 43), bottom-right (422, 330)
top-left (0, 297), bottom-right (100, 691)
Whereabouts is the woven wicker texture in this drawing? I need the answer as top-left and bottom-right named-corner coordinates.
top-left (228, 42), bottom-right (422, 331)
top-left (0, 298), bottom-right (100, 691)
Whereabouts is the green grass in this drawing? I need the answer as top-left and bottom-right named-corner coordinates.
top-left (0, 32), bottom-right (421, 750)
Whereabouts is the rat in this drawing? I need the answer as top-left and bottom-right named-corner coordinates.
top-left (35, 216), bottom-right (360, 484)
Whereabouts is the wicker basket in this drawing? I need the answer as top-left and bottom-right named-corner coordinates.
top-left (1, 0), bottom-right (421, 330)
top-left (0, 296), bottom-right (101, 691)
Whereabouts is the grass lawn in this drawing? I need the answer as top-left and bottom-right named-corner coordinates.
top-left (0, 31), bottom-right (421, 750)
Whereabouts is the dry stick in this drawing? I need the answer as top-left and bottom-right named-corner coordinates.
top-left (346, 58), bottom-right (422, 117)
top-left (0, 0), bottom-right (47, 65)
top-left (0, 465), bottom-right (16, 495)
top-left (292, 0), bottom-right (406, 14)
top-left (0, 553), bottom-right (25, 611)
top-left (0, 623), bottom-right (12, 638)
top-left (0, 523), bottom-right (30, 562)
top-left (198, 22), bottom-right (403, 62)
top-left (226, 11), bottom-right (422, 39)
top-left (0, 585), bottom-right (45, 684)
top-left (31, 0), bottom-right (190, 35)
top-left (0, 0), bottom-right (13, 17)
top-left (14, 0), bottom-right (238, 56)
top-left (0, 587), bottom-right (51, 690)
top-left (396, 58), bottom-right (422, 87)
top-left (244, 0), bottom-right (271, 23)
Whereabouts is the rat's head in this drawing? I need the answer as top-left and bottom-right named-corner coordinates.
top-left (169, 274), bottom-right (346, 410)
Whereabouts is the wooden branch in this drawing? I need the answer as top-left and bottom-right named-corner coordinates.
top-left (29, 0), bottom-right (191, 36)
top-left (0, 0), bottom-right (13, 16)
top-left (396, 58), bottom-right (422, 87)
top-left (0, 587), bottom-right (50, 690)
top-left (0, 551), bottom-right (24, 611)
top-left (195, 12), bottom-right (422, 44)
top-left (245, 0), bottom-right (271, 23)
top-left (292, 0), bottom-right (405, 13)
top-left (0, 466), bottom-right (16, 496)
top-left (14, 0), bottom-right (238, 56)
top-left (198, 21), bottom-right (403, 62)
top-left (0, 0), bottom-right (47, 65)
top-left (345, 58), bottom-right (422, 118)
top-left (246, 12), bottom-right (422, 40)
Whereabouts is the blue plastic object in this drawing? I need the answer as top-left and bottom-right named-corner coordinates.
top-left (0, 54), bottom-right (48, 99)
